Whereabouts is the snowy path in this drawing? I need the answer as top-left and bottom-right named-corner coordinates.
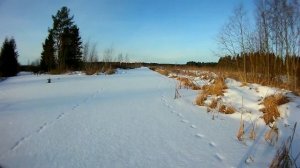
top-left (0, 68), bottom-right (280, 168)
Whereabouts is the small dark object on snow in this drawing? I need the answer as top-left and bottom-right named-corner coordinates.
top-left (47, 78), bottom-right (51, 83)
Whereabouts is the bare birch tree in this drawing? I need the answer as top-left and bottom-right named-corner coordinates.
top-left (218, 4), bottom-right (250, 81)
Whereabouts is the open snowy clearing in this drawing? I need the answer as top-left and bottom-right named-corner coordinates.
top-left (0, 68), bottom-right (299, 168)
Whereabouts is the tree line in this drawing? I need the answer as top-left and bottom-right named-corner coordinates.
top-left (217, 0), bottom-right (300, 91)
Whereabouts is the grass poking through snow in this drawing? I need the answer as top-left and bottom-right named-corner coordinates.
top-left (260, 93), bottom-right (289, 125)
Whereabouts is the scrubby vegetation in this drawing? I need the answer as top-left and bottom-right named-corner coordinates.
top-left (260, 93), bottom-right (290, 125)
top-left (270, 123), bottom-right (299, 168)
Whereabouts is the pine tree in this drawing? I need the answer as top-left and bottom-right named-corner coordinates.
top-left (40, 30), bottom-right (56, 72)
top-left (52, 6), bottom-right (74, 51)
top-left (41, 6), bottom-right (82, 71)
top-left (69, 25), bottom-right (83, 70)
top-left (0, 37), bottom-right (20, 77)
top-left (60, 25), bottom-right (82, 70)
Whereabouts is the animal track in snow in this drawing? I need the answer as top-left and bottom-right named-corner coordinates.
top-left (215, 153), bottom-right (225, 161)
top-left (83, 97), bottom-right (89, 103)
top-left (209, 141), bottom-right (217, 147)
top-left (10, 121), bottom-right (49, 152)
top-left (72, 104), bottom-right (79, 110)
top-left (11, 136), bottom-right (30, 151)
top-left (181, 119), bottom-right (189, 123)
top-left (36, 122), bottom-right (48, 133)
top-left (167, 104), bottom-right (173, 109)
top-left (5, 88), bottom-right (105, 157)
top-left (56, 113), bottom-right (65, 120)
top-left (195, 133), bottom-right (204, 138)
top-left (190, 125), bottom-right (197, 129)
top-left (177, 113), bottom-right (184, 118)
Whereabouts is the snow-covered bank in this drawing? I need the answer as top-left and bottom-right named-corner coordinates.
top-left (0, 68), bottom-right (299, 168)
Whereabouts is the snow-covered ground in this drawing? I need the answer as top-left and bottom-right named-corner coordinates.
top-left (0, 68), bottom-right (299, 168)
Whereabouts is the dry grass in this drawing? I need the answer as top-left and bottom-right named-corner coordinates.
top-left (264, 125), bottom-right (279, 146)
top-left (240, 82), bottom-right (248, 87)
top-left (49, 68), bottom-right (68, 74)
top-left (218, 104), bottom-right (235, 114)
top-left (217, 68), bottom-right (300, 95)
top-left (150, 65), bottom-right (300, 95)
top-left (100, 65), bottom-right (117, 75)
top-left (269, 123), bottom-right (298, 168)
top-left (249, 121), bottom-right (256, 140)
top-left (195, 93), bottom-right (208, 106)
top-left (105, 67), bottom-right (116, 75)
top-left (157, 69), bottom-right (170, 76)
top-left (84, 66), bottom-right (99, 75)
top-left (174, 83), bottom-right (181, 99)
top-left (260, 93), bottom-right (289, 124)
top-left (195, 75), bottom-right (231, 115)
top-left (208, 98), bottom-right (218, 109)
top-left (202, 77), bottom-right (227, 96)
top-left (237, 115), bottom-right (245, 141)
top-left (178, 77), bottom-right (190, 89)
top-left (200, 73), bottom-right (213, 80)
top-left (178, 77), bottom-right (201, 90)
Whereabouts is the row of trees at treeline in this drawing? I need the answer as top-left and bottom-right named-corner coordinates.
top-left (217, 0), bottom-right (300, 91)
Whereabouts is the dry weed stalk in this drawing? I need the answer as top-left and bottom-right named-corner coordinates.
top-left (195, 93), bottom-right (208, 106)
top-left (178, 77), bottom-right (190, 89)
top-left (237, 114), bottom-right (245, 141)
top-left (202, 77), bottom-right (227, 96)
top-left (84, 65), bottom-right (100, 75)
top-left (249, 120), bottom-right (257, 140)
top-left (219, 104), bottom-right (236, 114)
top-left (156, 69), bottom-right (169, 76)
top-left (105, 67), bottom-right (116, 75)
top-left (269, 122), bottom-right (298, 168)
top-left (264, 123), bottom-right (279, 146)
top-left (209, 98), bottom-right (218, 109)
top-left (240, 82), bottom-right (248, 87)
top-left (174, 82), bottom-right (181, 99)
top-left (178, 77), bottom-right (200, 90)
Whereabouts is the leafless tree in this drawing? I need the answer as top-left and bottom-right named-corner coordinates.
top-left (82, 41), bottom-right (98, 74)
top-left (117, 53), bottom-right (123, 65)
top-left (103, 47), bottom-right (113, 63)
top-left (218, 4), bottom-right (250, 81)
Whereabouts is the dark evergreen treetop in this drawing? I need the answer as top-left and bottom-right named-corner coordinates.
top-left (0, 37), bottom-right (20, 77)
top-left (52, 6), bottom-right (74, 50)
top-left (41, 6), bottom-right (83, 71)
top-left (40, 30), bottom-right (56, 72)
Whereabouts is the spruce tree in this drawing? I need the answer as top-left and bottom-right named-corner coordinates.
top-left (69, 25), bottom-right (82, 70)
top-left (0, 37), bottom-right (20, 77)
top-left (41, 6), bottom-right (82, 71)
top-left (40, 30), bottom-right (56, 72)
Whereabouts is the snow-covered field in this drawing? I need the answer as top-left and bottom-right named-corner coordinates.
top-left (0, 68), bottom-right (299, 168)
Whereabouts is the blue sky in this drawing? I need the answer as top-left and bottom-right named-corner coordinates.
top-left (0, 0), bottom-right (254, 65)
